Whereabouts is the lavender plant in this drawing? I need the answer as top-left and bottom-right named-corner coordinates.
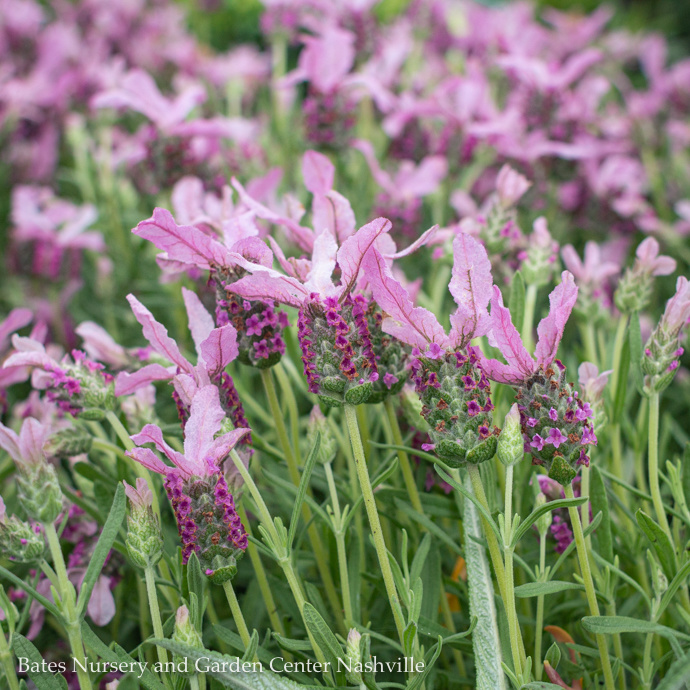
top-left (2, 1), bottom-right (690, 689)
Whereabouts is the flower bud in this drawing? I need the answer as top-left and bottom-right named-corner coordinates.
top-left (0, 498), bottom-right (45, 565)
top-left (520, 218), bottom-right (559, 288)
top-left (18, 463), bottom-right (63, 524)
top-left (124, 479), bottom-right (163, 569)
top-left (535, 492), bottom-right (553, 538)
top-left (172, 605), bottom-right (203, 673)
top-left (43, 426), bottom-right (93, 458)
top-left (497, 404), bottom-right (524, 467)
top-left (307, 407), bottom-right (337, 465)
top-left (344, 629), bottom-right (363, 685)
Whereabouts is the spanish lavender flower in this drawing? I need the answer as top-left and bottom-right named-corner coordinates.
top-left (230, 219), bottom-right (392, 406)
top-left (482, 272), bottom-right (595, 485)
top-left (0, 417), bottom-right (63, 523)
top-left (0, 497), bottom-right (44, 564)
top-left (123, 478), bottom-right (163, 570)
top-left (4, 337), bottom-right (115, 419)
top-left (641, 276), bottom-right (690, 395)
top-left (363, 233), bottom-right (499, 467)
top-left (134, 207), bottom-right (289, 369)
top-left (0, 308), bottom-right (33, 413)
top-left (114, 291), bottom-right (251, 452)
top-left (615, 237), bottom-right (676, 315)
top-left (127, 386), bottom-right (249, 584)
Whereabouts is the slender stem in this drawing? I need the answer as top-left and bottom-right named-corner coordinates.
top-left (466, 465), bottom-right (506, 599)
top-left (260, 369), bottom-right (343, 630)
top-left (609, 316), bottom-right (628, 404)
top-left (522, 284), bottom-right (538, 353)
top-left (325, 462), bottom-right (353, 624)
top-left (222, 580), bottom-right (253, 654)
top-left (647, 393), bottom-right (671, 539)
top-left (229, 452), bottom-right (326, 665)
top-left (190, 674), bottom-right (201, 690)
top-left (503, 546), bottom-right (524, 677)
top-left (384, 398), bottom-right (424, 513)
top-left (564, 484), bottom-right (615, 690)
top-left (581, 465), bottom-right (591, 550)
top-left (0, 622), bottom-right (19, 690)
top-left (534, 536), bottom-right (547, 681)
top-left (236, 503), bottom-right (285, 637)
top-left (504, 465), bottom-right (514, 526)
top-left (344, 404), bottom-right (406, 643)
top-left (582, 322), bottom-right (599, 367)
top-left (44, 523), bottom-right (93, 690)
top-left (105, 412), bottom-right (162, 519)
top-left (144, 566), bottom-right (169, 669)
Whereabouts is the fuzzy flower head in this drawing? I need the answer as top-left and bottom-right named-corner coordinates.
top-left (641, 276), bottom-right (690, 395)
top-left (230, 218), bottom-right (394, 406)
top-left (483, 272), bottom-right (595, 484)
top-left (0, 496), bottom-right (45, 565)
top-left (364, 233), bottom-right (499, 466)
top-left (615, 237), bottom-right (676, 314)
top-left (0, 417), bottom-right (64, 524)
top-left (127, 386), bottom-right (248, 583)
top-left (4, 337), bottom-right (115, 419)
top-left (134, 207), bottom-right (289, 370)
top-left (124, 478), bottom-right (163, 570)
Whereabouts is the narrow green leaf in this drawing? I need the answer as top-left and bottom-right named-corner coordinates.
top-left (187, 552), bottom-right (204, 629)
top-left (520, 684), bottom-right (567, 689)
top-left (403, 621), bottom-right (417, 657)
top-left (463, 489), bottom-right (507, 690)
top-left (0, 566), bottom-right (62, 620)
top-left (81, 622), bottom-right (166, 690)
top-left (12, 634), bottom-right (64, 690)
top-left (156, 640), bottom-right (321, 690)
top-left (410, 534), bottom-right (432, 585)
top-left (302, 603), bottom-right (345, 684)
top-left (545, 641), bottom-right (561, 670)
top-left (419, 542), bottom-right (441, 622)
top-left (271, 633), bottom-right (313, 653)
top-left (655, 652), bottom-right (690, 690)
top-left (287, 433), bottom-right (320, 551)
top-left (77, 483), bottom-right (126, 617)
top-left (590, 466), bottom-right (613, 562)
top-left (635, 509), bottom-right (676, 580)
top-left (405, 637), bottom-right (443, 690)
top-left (513, 581), bottom-right (585, 598)
top-left (581, 616), bottom-right (690, 658)
top-left (658, 558), bottom-right (690, 620)
top-left (682, 443), bottom-right (690, 511)
top-left (511, 497), bottom-right (588, 547)
top-left (509, 271), bottom-right (525, 337)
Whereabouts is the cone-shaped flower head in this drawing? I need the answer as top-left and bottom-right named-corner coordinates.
top-left (126, 385), bottom-right (249, 584)
top-left (0, 417), bottom-right (63, 523)
top-left (124, 478), bottom-right (163, 569)
top-left (482, 272), bottom-right (595, 485)
top-left (230, 218), bottom-right (393, 406)
top-left (615, 237), bottom-right (676, 314)
top-left (642, 276), bottom-right (690, 395)
top-left (134, 207), bottom-right (289, 369)
top-left (0, 496), bottom-right (44, 564)
top-left (114, 291), bottom-right (251, 453)
top-left (363, 233), bottom-right (498, 467)
top-left (172, 604), bottom-right (203, 672)
top-left (497, 403), bottom-right (523, 467)
top-left (4, 339), bottom-right (115, 419)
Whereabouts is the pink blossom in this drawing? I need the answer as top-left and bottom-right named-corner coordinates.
top-left (127, 385), bottom-right (249, 480)
top-left (634, 238), bottom-right (676, 277)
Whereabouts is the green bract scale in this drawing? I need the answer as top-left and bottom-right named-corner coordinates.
top-left (126, 504), bottom-right (163, 570)
top-left (18, 464), bottom-right (63, 525)
top-left (516, 363), bottom-right (596, 486)
top-left (0, 510), bottom-right (44, 565)
top-left (412, 347), bottom-right (498, 468)
top-left (364, 305), bottom-right (409, 404)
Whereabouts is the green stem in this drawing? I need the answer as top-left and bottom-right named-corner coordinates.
top-left (144, 566), bottom-right (169, 670)
top-left (522, 284), bottom-right (538, 353)
top-left (384, 398), bottom-right (423, 513)
top-left (236, 503), bottom-right (285, 637)
top-left (564, 484), bottom-right (615, 690)
top-left (534, 536), bottom-right (547, 681)
top-left (466, 465), bottom-right (507, 600)
top-left (222, 580), bottom-right (253, 654)
top-left (325, 462), bottom-right (353, 624)
top-left (229, 452), bottom-right (326, 665)
top-left (581, 465), bottom-right (591, 550)
top-left (260, 369), bottom-right (343, 630)
top-left (0, 622), bottom-right (19, 690)
top-left (582, 322), bottom-right (599, 367)
top-left (609, 316), bottom-right (628, 404)
top-left (343, 404), bottom-right (406, 643)
top-left (647, 393), bottom-right (671, 539)
top-left (44, 523), bottom-right (92, 690)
